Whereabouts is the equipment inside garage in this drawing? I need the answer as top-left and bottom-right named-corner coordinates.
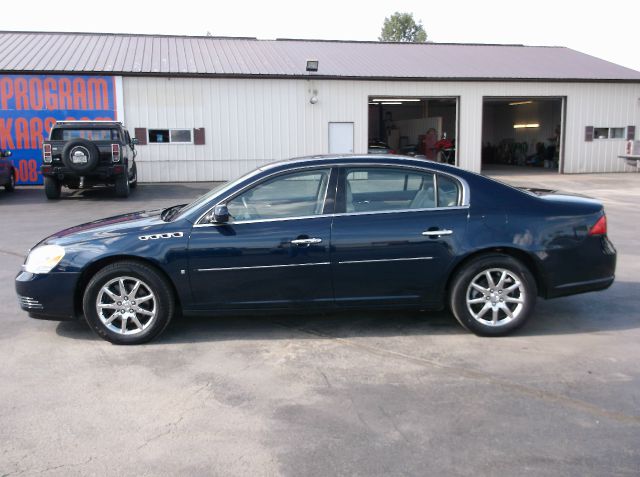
top-left (481, 98), bottom-right (564, 172)
top-left (368, 97), bottom-right (457, 164)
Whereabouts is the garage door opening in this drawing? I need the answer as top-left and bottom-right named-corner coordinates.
top-left (482, 97), bottom-right (565, 173)
top-left (368, 97), bottom-right (458, 164)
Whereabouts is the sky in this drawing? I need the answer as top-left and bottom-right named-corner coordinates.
top-left (1, 0), bottom-right (639, 73)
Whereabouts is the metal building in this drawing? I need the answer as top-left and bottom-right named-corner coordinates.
top-left (1, 31), bottom-right (639, 184)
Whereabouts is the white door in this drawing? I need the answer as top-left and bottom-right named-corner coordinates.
top-left (329, 122), bottom-right (354, 154)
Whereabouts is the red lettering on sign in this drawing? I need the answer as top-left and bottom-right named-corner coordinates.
top-left (15, 118), bottom-right (28, 148)
top-left (43, 78), bottom-right (57, 109)
top-left (14, 78), bottom-right (28, 110)
top-left (0, 78), bottom-right (13, 110)
top-left (87, 78), bottom-right (109, 110)
top-left (59, 78), bottom-right (71, 109)
top-left (28, 77), bottom-right (43, 110)
top-left (44, 117), bottom-right (57, 138)
top-left (29, 117), bottom-right (43, 149)
top-left (0, 119), bottom-right (15, 149)
top-left (72, 78), bottom-right (86, 109)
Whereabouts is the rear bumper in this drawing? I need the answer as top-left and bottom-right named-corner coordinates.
top-left (548, 275), bottom-right (615, 298)
top-left (15, 270), bottom-right (80, 320)
top-left (543, 235), bottom-right (617, 299)
top-left (41, 164), bottom-right (127, 181)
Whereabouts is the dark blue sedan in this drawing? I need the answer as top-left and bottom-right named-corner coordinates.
top-left (15, 156), bottom-right (616, 344)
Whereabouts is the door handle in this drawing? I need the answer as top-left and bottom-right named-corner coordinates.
top-left (422, 229), bottom-right (453, 237)
top-left (291, 238), bottom-right (323, 245)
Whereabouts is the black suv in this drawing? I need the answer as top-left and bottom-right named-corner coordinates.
top-left (41, 121), bottom-right (138, 199)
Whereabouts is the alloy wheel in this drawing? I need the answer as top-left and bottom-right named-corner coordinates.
top-left (465, 268), bottom-right (525, 327)
top-left (96, 276), bottom-right (157, 335)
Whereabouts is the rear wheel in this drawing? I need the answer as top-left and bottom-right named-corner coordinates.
top-left (449, 254), bottom-right (537, 336)
top-left (114, 173), bottom-right (130, 198)
top-left (83, 261), bottom-right (175, 344)
top-left (44, 176), bottom-right (61, 199)
top-left (5, 170), bottom-right (15, 192)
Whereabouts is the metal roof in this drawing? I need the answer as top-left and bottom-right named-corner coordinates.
top-left (1, 31), bottom-right (639, 81)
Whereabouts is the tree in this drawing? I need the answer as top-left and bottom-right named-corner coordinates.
top-left (379, 12), bottom-right (427, 43)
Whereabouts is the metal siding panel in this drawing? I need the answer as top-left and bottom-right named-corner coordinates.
top-left (123, 77), bottom-right (640, 182)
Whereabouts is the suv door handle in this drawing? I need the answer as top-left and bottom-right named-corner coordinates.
top-left (422, 229), bottom-right (453, 237)
top-left (291, 238), bottom-right (323, 245)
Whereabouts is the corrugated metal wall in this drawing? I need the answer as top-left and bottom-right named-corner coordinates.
top-left (123, 77), bottom-right (640, 181)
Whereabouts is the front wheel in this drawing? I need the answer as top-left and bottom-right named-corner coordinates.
top-left (83, 261), bottom-right (175, 344)
top-left (449, 254), bottom-right (537, 336)
top-left (114, 173), bottom-right (130, 198)
top-left (129, 162), bottom-right (138, 189)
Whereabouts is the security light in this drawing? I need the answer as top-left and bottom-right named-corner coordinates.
top-left (306, 59), bottom-right (319, 72)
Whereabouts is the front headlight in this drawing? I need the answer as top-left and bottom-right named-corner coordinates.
top-left (24, 245), bottom-right (65, 274)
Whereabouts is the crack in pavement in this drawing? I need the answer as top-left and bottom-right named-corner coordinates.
top-left (2, 455), bottom-right (96, 476)
top-left (273, 321), bottom-right (640, 425)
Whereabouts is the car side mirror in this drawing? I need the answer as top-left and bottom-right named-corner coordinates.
top-left (131, 138), bottom-right (139, 146)
top-left (212, 204), bottom-right (229, 223)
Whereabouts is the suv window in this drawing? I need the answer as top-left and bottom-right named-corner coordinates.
top-left (344, 167), bottom-right (460, 213)
top-left (227, 169), bottom-right (330, 222)
top-left (51, 128), bottom-right (120, 141)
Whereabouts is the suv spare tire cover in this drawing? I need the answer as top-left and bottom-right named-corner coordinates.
top-left (61, 139), bottom-right (101, 173)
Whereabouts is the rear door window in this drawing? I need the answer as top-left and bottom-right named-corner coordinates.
top-left (342, 167), bottom-right (461, 213)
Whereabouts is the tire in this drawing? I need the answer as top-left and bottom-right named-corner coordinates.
top-left (114, 173), bottom-right (130, 198)
top-left (82, 261), bottom-right (175, 345)
top-left (61, 139), bottom-right (100, 174)
top-left (449, 254), bottom-right (537, 336)
top-left (129, 162), bottom-right (138, 189)
top-left (4, 169), bottom-right (15, 192)
top-left (44, 176), bottom-right (61, 200)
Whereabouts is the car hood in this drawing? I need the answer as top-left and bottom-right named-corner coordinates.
top-left (39, 209), bottom-right (168, 247)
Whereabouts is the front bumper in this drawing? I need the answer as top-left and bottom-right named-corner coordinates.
top-left (15, 270), bottom-right (81, 320)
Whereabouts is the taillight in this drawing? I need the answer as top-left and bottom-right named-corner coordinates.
top-left (43, 144), bottom-right (52, 163)
top-left (589, 215), bottom-right (607, 236)
top-left (111, 144), bottom-right (120, 162)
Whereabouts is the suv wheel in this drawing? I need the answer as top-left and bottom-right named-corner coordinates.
top-left (83, 261), bottom-right (175, 344)
top-left (114, 173), bottom-right (130, 198)
top-left (449, 254), bottom-right (537, 336)
top-left (44, 176), bottom-right (61, 200)
top-left (129, 162), bottom-right (138, 189)
top-left (5, 170), bottom-right (15, 192)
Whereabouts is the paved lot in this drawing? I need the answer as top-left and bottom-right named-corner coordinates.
top-left (0, 171), bottom-right (639, 476)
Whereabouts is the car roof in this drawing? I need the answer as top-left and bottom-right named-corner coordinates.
top-left (259, 154), bottom-right (465, 176)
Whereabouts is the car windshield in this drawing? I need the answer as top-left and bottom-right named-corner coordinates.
top-left (51, 128), bottom-right (119, 141)
top-left (169, 168), bottom-right (264, 221)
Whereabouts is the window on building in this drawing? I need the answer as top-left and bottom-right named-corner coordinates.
top-left (609, 128), bottom-right (625, 139)
top-left (148, 128), bottom-right (193, 144)
top-left (170, 129), bottom-right (193, 143)
top-left (594, 127), bottom-right (626, 139)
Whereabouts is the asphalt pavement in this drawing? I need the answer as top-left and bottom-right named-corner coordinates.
top-left (0, 170), bottom-right (638, 476)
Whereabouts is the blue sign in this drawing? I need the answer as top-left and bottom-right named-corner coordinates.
top-left (0, 75), bottom-right (118, 184)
